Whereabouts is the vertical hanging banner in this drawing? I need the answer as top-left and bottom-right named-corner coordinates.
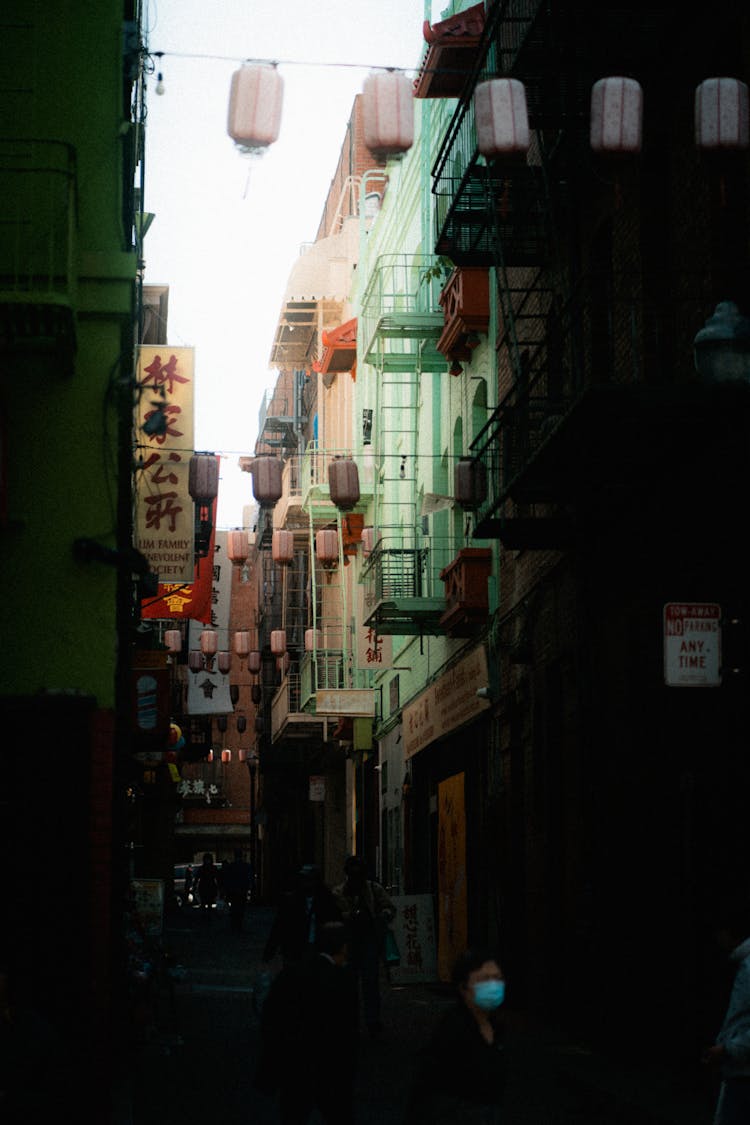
top-left (186, 530), bottom-right (235, 715)
top-left (134, 346), bottom-right (195, 584)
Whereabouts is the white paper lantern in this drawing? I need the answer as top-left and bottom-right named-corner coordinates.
top-left (270, 629), bottom-right (287, 656)
top-left (474, 79), bottom-right (530, 157)
top-left (272, 529), bottom-right (295, 566)
top-left (590, 77), bottom-right (643, 154)
top-left (234, 631), bottom-right (250, 657)
top-left (199, 630), bottom-right (218, 656)
top-left (316, 529), bottom-right (339, 568)
top-left (362, 71), bottom-right (414, 156)
top-left (305, 629), bottom-right (323, 652)
top-left (227, 64), bottom-right (283, 152)
top-left (695, 78), bottom-right (750, 150)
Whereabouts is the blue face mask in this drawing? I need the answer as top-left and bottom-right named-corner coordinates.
top-left (472, 979), bottom-right (505, 1011)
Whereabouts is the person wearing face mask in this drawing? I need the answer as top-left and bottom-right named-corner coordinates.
top-left (403, 947), bottom-right (506, 1125)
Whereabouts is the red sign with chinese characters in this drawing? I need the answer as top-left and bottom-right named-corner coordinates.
top-left (140, 498), bottom-right (216, 622)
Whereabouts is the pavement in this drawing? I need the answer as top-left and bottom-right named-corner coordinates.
top-left (115, 901), bottom-right (719, 1125)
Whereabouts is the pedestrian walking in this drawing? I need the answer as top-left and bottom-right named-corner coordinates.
top-left (333, 854), bottom-right (395, 1037)
top-left (403, 946), bottom-right (507, 1125)
top-left (254, 920), bottom-right (359, 1124)
top-left (183, 863), bottom-right (194, 905)
top-left (223, 849), bottom-right (253, 933)
top-left (197, 853), bottom-right (219, 919)
top-left (703, 896), bottom-right (750, 1124)
top-left (263, 864), bottom-right (342, 966)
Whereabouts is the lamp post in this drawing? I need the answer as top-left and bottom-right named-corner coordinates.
top-left (694, 301), bottom-right (750, 382)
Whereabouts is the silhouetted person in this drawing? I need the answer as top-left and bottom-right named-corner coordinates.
top-left (333, 855), bottom-right (395, 1037)
top-left (223, 849), bottom-right (253, 933)
top-left (263, 864), bottom-right (342, 965)
top-left (197, 853), bottom-right (218, 918)
top-left (254, 921), bottom-right (358, 1124)
top-left (703, 897), bottom-right (750, 1124)
top-left (405, 946), bottom-right (507, 1125)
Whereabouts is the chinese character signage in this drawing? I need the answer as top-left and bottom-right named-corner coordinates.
top-left (389, 895), bottom-right (438, 983)
top-left (356, 586), bottom-right (393, 668)
top-left (140, 498), bottom-right (216, 623)
top-left (135, 346), bottom-right (195, 584)
top-left (403, 646), bottom-right (491, 759)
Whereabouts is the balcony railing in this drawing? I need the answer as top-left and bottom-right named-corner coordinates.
top-left (469, 278), bottom-right (713, 538)
top-left (431, 1), bottom-right (551, 268)
top-left (361, 534), bottom-right (454, 635)
top-left (0, 139), bottom-right (78, 374)
top-left (360, 254), bottom-right (447, 372)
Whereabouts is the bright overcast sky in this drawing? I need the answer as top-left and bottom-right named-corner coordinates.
top-left (142, 0), bottom-right (434, 528)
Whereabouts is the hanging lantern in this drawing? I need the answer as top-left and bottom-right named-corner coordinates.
top-left (188, 650), bottom-right (203, 673)
top-left (227, 530), bottom-right (250, 565)
top-left (305, 628), bottom-right (322, 652)
top-left (454, 457), bottom-right (488, 511)
top-left (316, 529), bottom-right (339, 569)
top-left (217, 651), bottom-right (232, 674)
top-left (251, 683), bottom-right (262, 704)
top-left (217, 715), bottom-right (228, 732)
top-left (248, 650), bottom-right (262, 674)
top-left (238, 748), bottom-right (248, 763)
top-left (276, 652), bottom-right (291, 674)
top-left (236, 715), bottom-right (247, 733)
top-left (189, 453), bottom-right (220, 503)
top-left (207, 748), bottom-right (214, 763)
top-left (221, 748), bottom-right (232, 764)
top-left (164, 629), bottom-right (182, 654)
top-left (227, 63), bottom-right (283, 153)
top-left (328, 458), bottom-right (360, 511)
top-left (189, 453), bottom-right (220, 559)
top-left (234, 631), bottom-right (251, 657)
top-left (695, 78), bottom-right (750, 150)
top-left (200, 630), bottom-right (218, 656)
top-left (272, 529), bottom-right (295, 566)
top-left (474, 78), bottom-right (530, 157)
top-left (361, 527), bottom-right (376, 557)
top-left (270, 629), bottom-right (287, 655)
top-left (251, 456), bottom-right (283, 505)
top-left (590, 77), bottom-right (643, 154)
top-left (255, 716), bottom-right (264, 733)
top-left (362, 71), bottom-right (414, 156)
top-left (230, 684), bottom-right (240, 705)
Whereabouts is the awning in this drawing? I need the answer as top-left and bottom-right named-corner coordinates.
top-left (314, 317), bottom-right (357, 385)
top-left (413, 1), bottom-right (485, 99)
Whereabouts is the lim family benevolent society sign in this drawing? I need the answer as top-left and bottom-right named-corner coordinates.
top-left (663, 602), bottom-right (721, 687)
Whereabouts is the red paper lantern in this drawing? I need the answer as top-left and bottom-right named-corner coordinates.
top-left (227, 530), bottom-right (249, 564)
top-left (251, 456), bottom-right (283, 505)
top-left (328, 458), bottom-right (360, 511)
top-left (272, 529), bottom-right (295, 565)
top-left (316, 529), bottom-right (339, 568)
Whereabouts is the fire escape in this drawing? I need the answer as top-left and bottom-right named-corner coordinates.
top-left (359, 254), bottom-right (450, 636)
top-left (433, 1), bottom-right (740, 550)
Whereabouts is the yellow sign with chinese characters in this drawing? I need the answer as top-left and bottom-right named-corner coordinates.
top-left (134, 346), bottom-right (195, 584)
top-left (403, 646), bottom-right (490, 759)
